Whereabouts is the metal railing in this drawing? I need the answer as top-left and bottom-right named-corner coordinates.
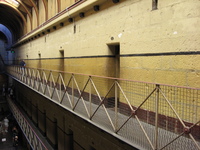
top-left (8, 98), bottom-right (48, 150)
top-left (6, 65), bottom-right (200, 150)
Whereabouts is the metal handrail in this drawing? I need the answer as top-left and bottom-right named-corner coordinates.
top-left (8, 98), bottom-right (48, 150)
top-left (6, 65), bottom-right (200, 150)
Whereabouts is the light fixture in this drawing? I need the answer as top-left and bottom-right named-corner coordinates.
top-left (60, 22), bottom-right (64, 26)
top-left (79, 12), bottom-right (85, 18)
top-left (94, 5), bottom-right (99, 11)
top-left (68, 18), bottom-right (73, 23)
top-left (112, 0), bottom-right (120, 3)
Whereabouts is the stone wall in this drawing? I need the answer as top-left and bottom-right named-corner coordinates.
top-left (15, 0), bottom-right (200, 88)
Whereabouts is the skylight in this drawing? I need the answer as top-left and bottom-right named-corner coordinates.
top-left (5, 0), bottom-right (19, 7)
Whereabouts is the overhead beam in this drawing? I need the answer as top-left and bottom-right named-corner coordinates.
top-left (42, 0), bottom-right (48, 21)
top-left (29, 0), bottom-right (39, 26)
top-left (16, 0), bottom-right (32, 30)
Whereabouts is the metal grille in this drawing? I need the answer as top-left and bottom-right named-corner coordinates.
top-left (8, 98), bottom-right (48, 150)
top-left (6, 66), bottom-right (200, 150)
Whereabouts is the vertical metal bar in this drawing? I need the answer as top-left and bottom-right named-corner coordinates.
top-left (20, 67), bottom-right (22, 81)
top-left (17, 66), bottom-right (19, 79)
top-left (155, 84), bottom-right (159, 150)
top-left (24, 68), bottom-right (26, 83)
top-left (89, 77), bottom-right (92, 117)
top-left (50, 72), bottom-right (52, 93)
top-left (115, 80), bottom-right (118, 132)
top-left (18, 66), bottom-right (20, 80)
top-left (72, 74), bottom-right (74, 108)
top-left (59, 74), bottom-right (61, 102)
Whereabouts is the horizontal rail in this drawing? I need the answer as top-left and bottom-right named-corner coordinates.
top-left (10, 65), bottom-right (200, 90)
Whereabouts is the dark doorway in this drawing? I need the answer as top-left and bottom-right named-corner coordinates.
top-left (108, 43), bottom-right (120, 78)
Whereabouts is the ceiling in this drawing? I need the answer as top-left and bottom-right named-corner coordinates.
top-left (0, 31), bottom-right (7, 42)
top-left (0, 0), bottom-right (37, 42)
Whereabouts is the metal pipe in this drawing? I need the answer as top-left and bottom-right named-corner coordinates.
top-left (155, 84), bottom-right (159, 150)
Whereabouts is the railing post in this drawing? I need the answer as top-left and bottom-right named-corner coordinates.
top-left (155, 84), bottom-right (159, 150)
top-left (115, 80), bottom-right (118, 132)
top-left (72, 74), bottom-right (74, 109)
top-left (24, 67), bottom-right (27, 83)
top-left (18, 66), bottom-right (20, 80)
top-left (89, 76), bottom-right (92, 118)
top-left (59, 73), bottom-right (61, 101)
top-left (19, 66), bottom-right (21, 80)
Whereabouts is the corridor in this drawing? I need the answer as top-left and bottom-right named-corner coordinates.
top-left (0, 0), bottom-right (200, 150)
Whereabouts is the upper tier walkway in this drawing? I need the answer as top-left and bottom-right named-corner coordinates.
top-left (6, 66), bottom-right (200, 150)
top-left (7, 96), bottom-right (54, 150)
